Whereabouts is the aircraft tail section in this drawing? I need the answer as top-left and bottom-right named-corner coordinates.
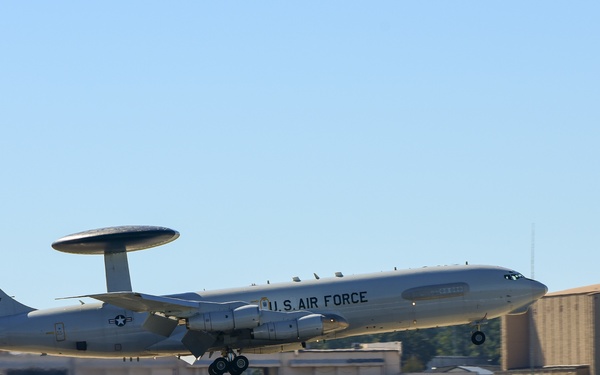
top-left (0, 289), bottom-right (35, 316)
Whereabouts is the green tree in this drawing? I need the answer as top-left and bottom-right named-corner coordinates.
top-left (403, 355), bottom-right (425, 372)
top-left (307, 318), bottom-right (501, 368)
top-left (433, 318), bottom-right (501, 364)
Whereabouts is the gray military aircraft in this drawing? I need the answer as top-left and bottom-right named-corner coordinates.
top-left (0, 226), bottom-right (547, 375)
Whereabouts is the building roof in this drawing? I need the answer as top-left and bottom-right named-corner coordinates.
top-left (545, 284), bottom-right (600, 297)
top-left (429, 366), bottom-right (494, 375)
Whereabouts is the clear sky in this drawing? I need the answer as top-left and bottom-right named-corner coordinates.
top-left (0, 2), bottom-right (598, 309)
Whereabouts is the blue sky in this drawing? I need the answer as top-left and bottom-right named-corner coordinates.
top-left (1, 2), bottom-right (598, 309)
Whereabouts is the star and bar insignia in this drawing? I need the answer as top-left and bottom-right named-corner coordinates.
top-left (109, 315), bottom-right (132, 327)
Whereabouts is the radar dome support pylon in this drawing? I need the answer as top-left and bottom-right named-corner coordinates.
top-left (51, 226), bottom-right (180, 293)
top-left (104, 249), bottom-right (132, 292)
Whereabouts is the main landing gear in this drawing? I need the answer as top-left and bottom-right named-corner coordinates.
top-left (208, 351), bottom-right (249, 375)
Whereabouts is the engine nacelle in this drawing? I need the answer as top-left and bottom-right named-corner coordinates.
top-left (187, 305), bottom-right (261, 332)
top-left (187, 305), bottom-right (349, 340)
top-left (251, 313), bottom-right (348, 341)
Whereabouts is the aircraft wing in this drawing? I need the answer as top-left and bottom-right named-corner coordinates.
top-left (65, 291), bottom-right (349, 359)
top-left (66, 292), bottom-right (245, 318)
top-left (86, 292), bottom-right (200, 316)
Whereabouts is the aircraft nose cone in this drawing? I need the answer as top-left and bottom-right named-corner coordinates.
top-left (532, 280), bottom-right (548, 299)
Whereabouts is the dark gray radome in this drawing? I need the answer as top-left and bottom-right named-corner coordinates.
top-left (51, 225), bottom-right (180, 254)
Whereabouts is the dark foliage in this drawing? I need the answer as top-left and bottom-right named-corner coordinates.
top-left (308, 318), bottom-right (501, 371)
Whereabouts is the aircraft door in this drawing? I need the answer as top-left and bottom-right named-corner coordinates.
top-left (54, 323), bottom-right (66, 342)
top-left (260, 297), bottom-right (271, 310)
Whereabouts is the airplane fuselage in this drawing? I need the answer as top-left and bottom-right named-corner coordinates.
top-left (0, 264), bottom-right (546, 359)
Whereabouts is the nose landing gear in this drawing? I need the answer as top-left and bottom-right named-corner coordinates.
top-left (470, 314), bottom-right (487, 346)
top-left (471, 330), bottom-right (486, 345)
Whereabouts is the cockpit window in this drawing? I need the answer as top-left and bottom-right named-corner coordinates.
top-left (504, 272), bottom-right (525, 281)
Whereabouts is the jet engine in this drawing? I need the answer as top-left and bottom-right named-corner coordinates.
top-left (186, 304), bottom-right (349, 342)
top-left (251, 313), bottom-right (348, 341)
top-left (187, 304), bottom-right (261, 332)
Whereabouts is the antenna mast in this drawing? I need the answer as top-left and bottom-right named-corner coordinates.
top-left (531, 223), bottom-right (535, 279)
top-left (530, 222), bottom-right (536, 375)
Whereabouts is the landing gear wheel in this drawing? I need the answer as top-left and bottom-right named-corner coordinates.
top-left (230, 355), bottom-right (249, 374)
top-left (471, 330), bottom-right (486, 345)
top-left (208, 364), bottom-right (220, 375)
top-left (212, 357), bottom-right (230, 374)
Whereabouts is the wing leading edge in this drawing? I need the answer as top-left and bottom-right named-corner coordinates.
top-left (67, 291), bottom-right (247, 317)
